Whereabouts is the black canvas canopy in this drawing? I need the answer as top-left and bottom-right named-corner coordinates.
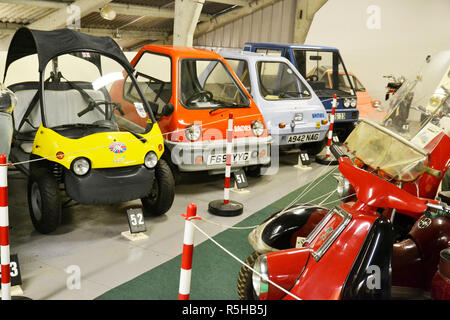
top-left (4, 27), bottom-right (132, 79)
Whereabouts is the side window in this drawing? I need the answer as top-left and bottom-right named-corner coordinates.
top-left (225, 59), bottom-right (251, 93)
top-left (125, 52), bottom-right (172, 114)
top-left (255, 49), bottom-right (282, 57)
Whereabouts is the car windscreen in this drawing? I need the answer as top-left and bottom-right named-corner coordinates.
top-left (35, 52), bottom-right (151, 134)
top-left (256, 61), bottom-right (311, 100)
top-left (179, 59), bottom-right (250, 109)
top-left (293, 49), bottom-right (355, 95)
top-left (225, 58), bottom-right (251, 93)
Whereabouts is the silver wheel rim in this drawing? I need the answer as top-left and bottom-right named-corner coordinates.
top-left (30, 182), bottom-right (43, 221)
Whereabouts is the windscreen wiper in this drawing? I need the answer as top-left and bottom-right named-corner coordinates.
top-left (209, 103), bottom-right (250, 114)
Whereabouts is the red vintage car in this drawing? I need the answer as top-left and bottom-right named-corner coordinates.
top-left (110, 45), bottom-right (272, 181)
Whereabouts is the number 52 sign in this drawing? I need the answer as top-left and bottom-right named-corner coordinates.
top-left (126, 208), bottom-right (146, 234)
top-left (0, 254), bottom-right (22, 287)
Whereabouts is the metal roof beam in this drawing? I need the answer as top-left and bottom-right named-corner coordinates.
top-left (205, 0), bottom-right (250, 6)
top-left (28, 0), bottom-right (114, 30)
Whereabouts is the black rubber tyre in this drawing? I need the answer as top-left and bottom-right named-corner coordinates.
top-left (27, 167), bottom-right (62, 234)
top-left (141, 159), bottom-right (175, 217)
top-left (237, 251), bottom-right (261, 300)
top-left (336, 123), bottom-right (355, 142)
top-left (304, 138), bottom-right (327, 156)
top-left (245, 165), bottom-right (261, 178)
top-left (163, 151), bottom-right (181, 185)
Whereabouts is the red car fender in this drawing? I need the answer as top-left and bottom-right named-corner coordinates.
top-left (264, 248), bottom-right (310, 300)
top-left (339, 157), bottom-right (428, 216)
top-left (283, 203), bottom-right (377, 300)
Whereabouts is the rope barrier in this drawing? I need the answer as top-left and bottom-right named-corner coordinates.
top-left (182, 212), bottom-right (302, 301)
top-left (6, 112), bottom-right (266, 167)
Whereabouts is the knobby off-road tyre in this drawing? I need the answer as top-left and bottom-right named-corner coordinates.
top-left (141, 159), bottom-right (175, 217)
top-left (27, 167), bottom-right (62, 234)
top-left (237, 251), bottom-right (261, 300)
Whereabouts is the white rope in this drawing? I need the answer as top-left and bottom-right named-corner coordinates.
top-left (6, 113), bottom-right (264, 167)
top-left (195, 188), bottom-right (338, 230)
top-left (190, 221), bottom-right (302, 300)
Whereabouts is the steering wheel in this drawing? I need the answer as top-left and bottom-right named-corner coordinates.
top-left (306, 75), bottom-right (319, 82)
top-left (186, 90), bottom-right (213, 105)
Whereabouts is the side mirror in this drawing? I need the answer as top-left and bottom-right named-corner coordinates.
top-left (161, 103), bottom-right (174, 117)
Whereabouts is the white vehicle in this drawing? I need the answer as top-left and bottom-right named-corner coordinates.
top-left (221, 51), bottom-right (329, 155)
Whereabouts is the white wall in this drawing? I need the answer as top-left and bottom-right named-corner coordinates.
top-left (306, 0), bottom-right (450, 100)
top-left (194, 0), bottom-right (296, 49)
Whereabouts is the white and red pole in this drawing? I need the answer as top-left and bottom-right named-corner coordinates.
top-left (224, 113), bottom-right (233, 204)
top-left (0, 154), bottom-right (10, 300)
top-left (178, 203), bottom-right (197, 300)
top-left (325, 94), bottom-right (337, 159)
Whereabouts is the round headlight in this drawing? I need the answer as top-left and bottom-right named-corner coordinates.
top-left (343, 98), bottom-right (351, 108)
top-left (185, 124), bottom-right (202, 141)
top-left (252, 254), bottom-right (269, 299)
top-left (372, 99), bottom-right (381, 108)
top-left (350, 98), bottom-right (357, 108)
top-left (333, 173), bottom-right (353, 199)
top-left (144, 151), bottom-right (158, 169)
top-left (251, 120), bottom-right (264, 137)
top-left (0, 86), bottom-right (17, 114)
top-left (72, 158), bottom-right (90, 176)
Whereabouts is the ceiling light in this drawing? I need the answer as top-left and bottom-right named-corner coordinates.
top-left (100, 5), bottom-right (117, 21)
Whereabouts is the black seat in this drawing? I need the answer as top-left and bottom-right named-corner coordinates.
top-left (438, 191), bottom-right (450, 205)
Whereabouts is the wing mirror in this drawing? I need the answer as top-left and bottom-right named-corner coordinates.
top-left (161, 103), bottom-right (174, 117)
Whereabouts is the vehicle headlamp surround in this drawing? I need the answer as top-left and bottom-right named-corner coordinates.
top-left (333, 173), bottom-right (353, 199)
top-left (185, 124), bottom-right (202, 141)
top-left (251, 120), bottom-right (264, 137)
top-left (72, 157), bottom-right (91, 176)
top-left (144, 151), bottom-right (158, 169)
top-left (252, 254), bottom-right (269, 299)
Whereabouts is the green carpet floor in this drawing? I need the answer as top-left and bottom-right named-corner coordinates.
top-left (96, 167), bottom-right (340, 300)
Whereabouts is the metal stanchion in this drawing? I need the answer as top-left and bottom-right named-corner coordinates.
top-left (316, 94), bottom-right (339, 165)
top-left (0, 154), bottom-right (11, 300)
top-left (178, 203), bottom-right (197, 300)
top-left (208, 113), bottom-right (243, 216)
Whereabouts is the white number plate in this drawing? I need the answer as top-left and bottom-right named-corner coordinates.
top-left (207, 152), bottom-right (250, 165)
top-left (330, 112), bottom-right (346, 120)
top-left (287, 133), bottom-right (320, 144)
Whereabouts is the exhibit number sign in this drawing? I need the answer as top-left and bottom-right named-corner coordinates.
top-left (233, 169), bottom-right (249, 189)
top-left (127, 208), bottom-right (147, 234)
top-left (0, 254), bottom-right (22, 287)
top-left (299, 152), bottom-right (311, 166)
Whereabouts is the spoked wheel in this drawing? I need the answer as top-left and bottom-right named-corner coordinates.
top-left (237, 251), bottom-right (261, 300)
top-left (27, 168), bottom-right (62, 234)
top-left (141, 159), bottom-right (175, 217)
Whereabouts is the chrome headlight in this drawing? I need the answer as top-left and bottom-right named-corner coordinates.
top-left (185, 124), bottom-right (202, 141)
top-left (144, 151), bottom-right (158, 169)
top-left (0, 87), bottom-right (17, 114)
top-left (251, 120), bottom-right (264, 137)
top-left (252, 254), bottom-right (269, 298)
top-left (72, 158), bottom-right (90, 176)
top-left (350, 98), bottom-right (357, 108)
top-left (343, 98), bottom-right (351, 108)
top-left (333, 173), bottom-right (353, 199)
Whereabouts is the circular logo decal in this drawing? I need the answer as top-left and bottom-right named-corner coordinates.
top-left (418, 217), bottom-right (432, 229)
top-left (109, 142), bottom-right (127, 154)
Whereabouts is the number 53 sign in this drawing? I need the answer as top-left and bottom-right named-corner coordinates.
top-left (0, 254), bottom-right (22, 287)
